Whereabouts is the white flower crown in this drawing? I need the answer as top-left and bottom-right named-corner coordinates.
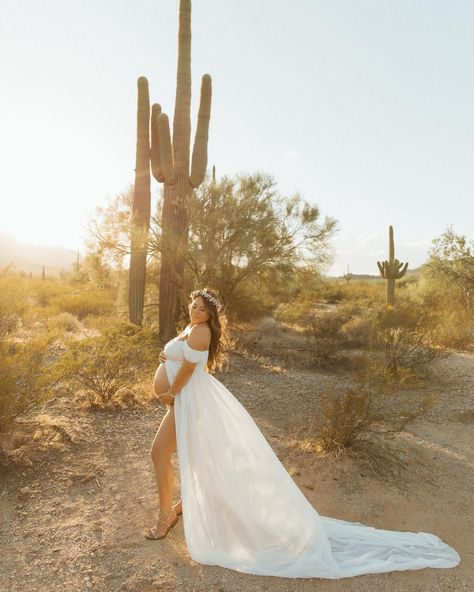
top-left (193, 289), bottom-right (223, 311)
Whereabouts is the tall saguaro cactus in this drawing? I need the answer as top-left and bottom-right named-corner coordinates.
top-left (377, 225), bottom-right (408, 306)
top-left (151, 0), bottom-right (212, 340)
top-left (129, 76), bottom-right (151, 325)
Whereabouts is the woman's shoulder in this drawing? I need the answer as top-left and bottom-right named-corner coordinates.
top-left (187, 323), bottom-right (211, 350)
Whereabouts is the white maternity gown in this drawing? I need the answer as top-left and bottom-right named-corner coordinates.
top-left (162, 328), bottom-right (460, 579)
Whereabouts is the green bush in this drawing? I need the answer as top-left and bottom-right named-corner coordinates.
top-left (30, 278), bottom-right (66, 307)
top-left (302, 307), bottom-right (349, 340)
top-left (430, 308), bottom-right (474, 349)
top-left (49, 289), bottom-right (114, 319)
top-left (315, 279), bottom-right (386, 306)
top-left (29, 278), bottom-right (116, 320)
top-left (48, 312), bottom-right (84, 333)
top-left (407, 274), bottom-right (474, 349)
top-left (0, 270), bottom-right (27, 338)
top-left (0, 332), bottom-right (59, 433)
top-left (257, 317), bottom-right (283, 337)
top-left (315, 361), bottom-right (433, 456)
top-left (339, 311), bottom-right (373, 348)
top-left (368, 304), bottom-right (445, 377)
top-left (51, 321), bottom-right (160, 407)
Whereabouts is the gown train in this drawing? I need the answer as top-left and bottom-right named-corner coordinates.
top-left (161, 332), bottom-right (460, 579)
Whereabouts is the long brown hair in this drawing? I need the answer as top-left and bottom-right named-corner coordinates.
top-left (189, 288), bottom-right (228, 373)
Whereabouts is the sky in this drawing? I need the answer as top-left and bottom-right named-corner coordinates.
top-left (1, 0), bottom-right (473, 275)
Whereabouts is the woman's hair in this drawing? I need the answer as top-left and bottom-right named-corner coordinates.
top-left (189, 287), bottom-right (228, 373)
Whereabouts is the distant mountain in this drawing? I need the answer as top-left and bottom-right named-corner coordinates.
top-left (0, 232), bottom-right (78, 276)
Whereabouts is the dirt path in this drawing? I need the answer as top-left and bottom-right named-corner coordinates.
top-left (1, 350), bottom-right (472, 592)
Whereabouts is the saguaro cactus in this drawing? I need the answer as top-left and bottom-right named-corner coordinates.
top-left (129, 76), bottom-right (151, 325)
top-left (151, 0), bottom-right (212, 340)
top-left (377, 225), bottom-right (408, 306)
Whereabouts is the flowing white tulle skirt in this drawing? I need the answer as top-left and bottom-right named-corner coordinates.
top-left (164, 361), bottom-right (460, 579)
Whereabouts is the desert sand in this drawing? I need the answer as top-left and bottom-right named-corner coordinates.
top-left (1, 345), bottom-right (472, 592)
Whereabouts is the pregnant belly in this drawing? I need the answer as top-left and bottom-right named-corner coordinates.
top-left (153, 363), bottom-right (170, 395)
top-left (153, 360), bottom-right (181, 395)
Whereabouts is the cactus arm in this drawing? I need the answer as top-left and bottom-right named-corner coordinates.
top-left (397, 261), bottom-right (409, 278)
top-left (157, 113), bottom-right (175, 185)
top-left (377, 261), bottom-right (385, 277)
top-left (151, 103), bottom-right (164, 183)
top-left (134, 76), bottom-right (151, 223)
top-left (189, 74), bottom-right (212, 188)
top-left (389, 225), bottom-right (394, 263)
top-left (173, 0), bottom-right (192, 176)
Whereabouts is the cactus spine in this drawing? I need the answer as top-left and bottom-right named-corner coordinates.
top-left (129, 76), bottom-right (151, 325)
top-left (377, 225), bottom-right (408, 306)
top-left (151, 0), bottom-right (212, 339)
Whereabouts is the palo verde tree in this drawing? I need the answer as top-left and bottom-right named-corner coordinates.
top-left (181, 171), bottom-right (337, 315)
top-left (88, 171), bottom-right (337, 321)
top-left (422, 226), bottom-right (474, 311)
top-left (151, 0), bottom-right (212, 340)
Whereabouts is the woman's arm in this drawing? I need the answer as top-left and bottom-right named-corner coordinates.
top-left (167, 359), bottom-right (199, 397)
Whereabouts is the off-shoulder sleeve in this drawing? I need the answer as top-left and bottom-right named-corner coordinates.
top-left (182, 340), bottom-right (207, 363)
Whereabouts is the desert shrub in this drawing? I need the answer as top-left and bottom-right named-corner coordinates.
top-left (0, 332), bottom-right (60, 432)
top-left (315, 279), bottom-right (386, 306)
top-left (429, 307), bottom-right (474, 349)
top-left (0, 270), bottom-right (27, 338)
top-left (258, 317), bottom-right (283, 337)
top-left (422, 226), bottom-right (474, 311)
top-left (274, 279), bottom-right (385, 328)
top-left (30, 278), bottom-right (67, 307)
top-left (49, 312), bottom-right (84, 333)
top-left (29, 278), bottom-right (115, 320)
top-left (302, 307), bottom-right (349, 339)
top-left (315, 362), bottom-right (433, 456)
top-left (274, 298), bottom-right (315, 325)
top-left (49, 288), bottom-right (114, 319)
top-left (407, 274), bottom-right (474, 349)
top-left (81, 313), bottom-right (125, 332)
top-left (339, 279), bottom-right (387, 305)
top-left (52, 321), bottom-right (160, 407)
top-left (368, 304), bottom-right (444, 377)
top-left (339, 312), bottom-right (373, 348)
top-left (296, 306), bottom-right (353, 364)
top-left (401, 227), bottom-right (474, 349)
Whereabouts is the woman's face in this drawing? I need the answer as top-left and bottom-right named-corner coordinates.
top-left (189, 296), bottom-right (211, 325)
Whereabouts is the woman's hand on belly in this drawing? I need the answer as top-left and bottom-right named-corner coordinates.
top-left (158, 350), bottom-right (167, 363)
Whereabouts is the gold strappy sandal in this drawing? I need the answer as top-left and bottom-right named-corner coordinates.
top-left (172, 496), bottom-right (182, 516)
top-left (144, 508), bottom-right (179, 540)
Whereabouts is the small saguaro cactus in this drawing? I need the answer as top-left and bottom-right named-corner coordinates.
top-left (343, 265), bottom-right (353, 286)
top-left (377, 225), bottom-right (408, 306)
top-left (151, 0), bottom-right (212, 340)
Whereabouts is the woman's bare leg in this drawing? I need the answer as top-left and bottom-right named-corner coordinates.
top-left (150, 405), bottom-right (177, 518)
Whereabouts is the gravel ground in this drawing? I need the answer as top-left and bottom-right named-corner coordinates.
top-left (0, 347), bottom-right (472, 592)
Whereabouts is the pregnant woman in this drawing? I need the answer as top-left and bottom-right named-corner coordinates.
top-left (144, 288), bottom-right (460, 579)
